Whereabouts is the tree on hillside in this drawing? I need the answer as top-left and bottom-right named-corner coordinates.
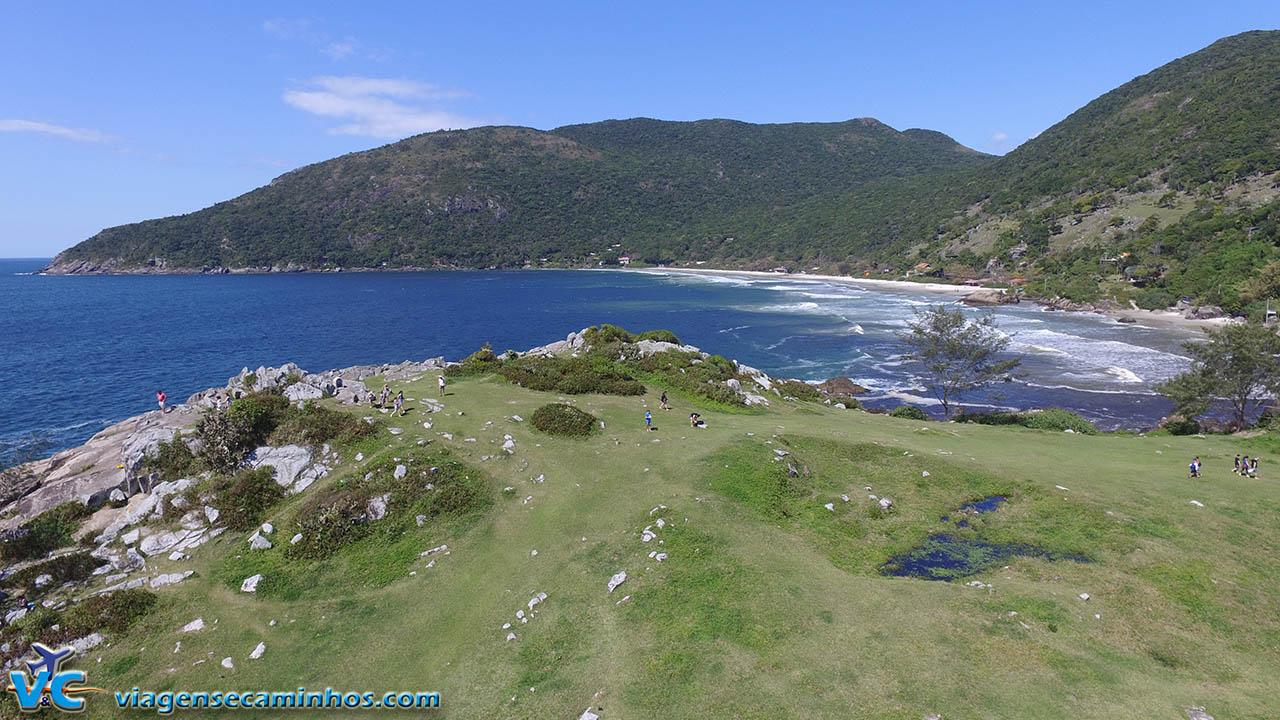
top-left (1155, 321), bottom-right (1280, 429)
top-left (897, 306), bottom-right (1021, 420)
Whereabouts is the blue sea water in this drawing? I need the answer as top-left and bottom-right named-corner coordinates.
top-left (1, 259), bottom-right (1201, 464)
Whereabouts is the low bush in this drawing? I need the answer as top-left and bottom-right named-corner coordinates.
top-left (1021, 409), bottom-right (1098, 434)
top-left (445, 342), bottom-right (502, 377)
top-left (288, 487), bottom-right (372, 560)
top-left (211, 467), bottom-right (284, 531)
top-left (497, 355), bottom-right (646, 396)
top-left (1, 502), bottom-right (93, 562)
top-left (582, 324), bottom-right (681, 347)
top-left (59, 588), bottom-right (157, 636)
top-left (141, 436), bottom-right (200, 482)
top-left (1163, 417), bottom-right (1201, 436)
top-left (531, 404), bottom-right (598, 437)
top-left (269, 403), bottom-right (375, 446)
top-left (776, 379), bottom-right (821, 401)
top-left (954, 411), bottom-right (1023, 426)
top-left (889, 405), bottom-right (929, 421)
top-left (1135, 289), bottom-right (1176, 311)
top-left (5, 551), bottom-right (100, 594)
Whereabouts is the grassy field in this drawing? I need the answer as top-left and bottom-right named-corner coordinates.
top-left (48, 374), bottom-right (1280, 718)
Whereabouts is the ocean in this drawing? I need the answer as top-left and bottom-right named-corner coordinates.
top-left (0, 259), bottom-right (1201, 464)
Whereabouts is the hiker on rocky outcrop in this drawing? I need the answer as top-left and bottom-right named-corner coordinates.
top-left (156, 390), bottom-right (167, 414)
top-left (660, 391), bottom-right (669, 410)
top-left (437, 375), bottom-right (446, 397)
top-left (368, 391), bottom-right (377, 406)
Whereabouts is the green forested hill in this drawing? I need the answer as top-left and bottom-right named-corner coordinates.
top-left (45, 31), bottom-right (1280, 312)
top-left (44, 118), bottom-right (985, 272)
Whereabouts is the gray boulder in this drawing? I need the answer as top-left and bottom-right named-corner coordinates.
top-left (249, 445), bottom-right (314, 488)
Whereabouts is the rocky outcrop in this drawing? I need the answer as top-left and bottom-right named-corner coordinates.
top-left (961, 289), bottom-right (1017, 306)
top-left (1, 405), bottom-right (197, 528)
top-left (1184, 304), bottom-right (1224, 320)
top-left (816, 377), bottom-right (869, 396)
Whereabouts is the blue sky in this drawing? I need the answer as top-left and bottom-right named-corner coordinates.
top-left (2, 1), bottom-right (1278, 257)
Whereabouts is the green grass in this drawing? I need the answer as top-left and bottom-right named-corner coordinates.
top-left (33, 373), bottom-right (1280, 719)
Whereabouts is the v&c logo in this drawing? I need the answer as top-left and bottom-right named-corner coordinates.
top-left (6, 642), bottom-right (106, 713)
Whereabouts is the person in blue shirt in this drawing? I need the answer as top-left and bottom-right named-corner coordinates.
top-left (645, 411), bottom-right (652, 430)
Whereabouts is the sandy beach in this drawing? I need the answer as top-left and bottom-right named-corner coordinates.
top-left (633, 267), bottom-right (977, 297)
top-left (632, 266), bottom-right (1233, 331)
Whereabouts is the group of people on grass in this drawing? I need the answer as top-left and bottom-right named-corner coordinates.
top-left (365, 376), bottom-right (448, 416)
top-left (1234, 454), bottom-right (1260, 478)
top-left (644, 390), bottom-right (707, 431)
top-left (1190, 455), bottom-right (1262, 478)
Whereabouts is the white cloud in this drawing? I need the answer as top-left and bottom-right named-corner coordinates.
top-left (992, 131), bottom-right (1009, 142)
top-left (283, 76), bottom-right (484, 139)
top-left (0, 119), bottom-right (114, 143)
top-left (321, 41), bottom-right (357, 60)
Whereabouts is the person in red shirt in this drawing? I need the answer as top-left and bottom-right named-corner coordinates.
top-left (156, 390), bottom-right (167, 414)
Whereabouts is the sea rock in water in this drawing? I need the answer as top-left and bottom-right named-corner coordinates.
top-left (961, 289), bottom-right (1016, 306)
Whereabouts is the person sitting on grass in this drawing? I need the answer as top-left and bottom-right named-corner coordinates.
top-left (690, 412), bottom-right (706, 428)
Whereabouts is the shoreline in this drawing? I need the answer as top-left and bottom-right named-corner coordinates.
top-left (629, 267), bottom-right (1232, 331)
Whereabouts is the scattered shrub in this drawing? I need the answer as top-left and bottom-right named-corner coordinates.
top-left (582, 324), bottom-right (681, 347)
top-left (1, 502), bottom-right (93, 562)
top-left (889, 405), bottom-right (929, 421)
top-left (955, 408), bottom-right (1099, 434)
top-left (1164, 417), bottom-right (1201, 436)
top-left (776, 379), bottom-right (821, 401)
top-left (269, 403), bottom-right (375, 446)
top-left (1135, 289), bottom-right (1176, 311)
top-left (212, 467), bottom-right (284, 531)
top-left (5, 551), bottom-right (100, 594)
top-left (288, 487), bottom-right (373, 559)
top-left (954, 411), bottom-right (1023, 426)
top-left (195, 410), bottom-right (258, 474)
top-left (141, 436), bottom-right (200, 482)
top-left (497, 355), bottom-right (645, 396)
top-left (636, 329), bottom-right (681, 344)
top-left (225, 392), bottom-right (290, 442)
top-left (445, 342), bottom-right (502, 377)
top-left (59, 588), bottom-right (157, 636)
top-left (1020, 409), bottom-right (1098, 434)
top-left (531, 404), bottom-right (598, 437)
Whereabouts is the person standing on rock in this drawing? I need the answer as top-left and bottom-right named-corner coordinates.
top-left (156, 389), bottom-right (167, 414)
top-left (437, 375), bottom-right (446, 397)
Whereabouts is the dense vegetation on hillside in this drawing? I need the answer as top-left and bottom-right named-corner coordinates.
top-left (46, 31), bottom-right (1280, 311)
top-left (48, 119), bottom-right (985, 272)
